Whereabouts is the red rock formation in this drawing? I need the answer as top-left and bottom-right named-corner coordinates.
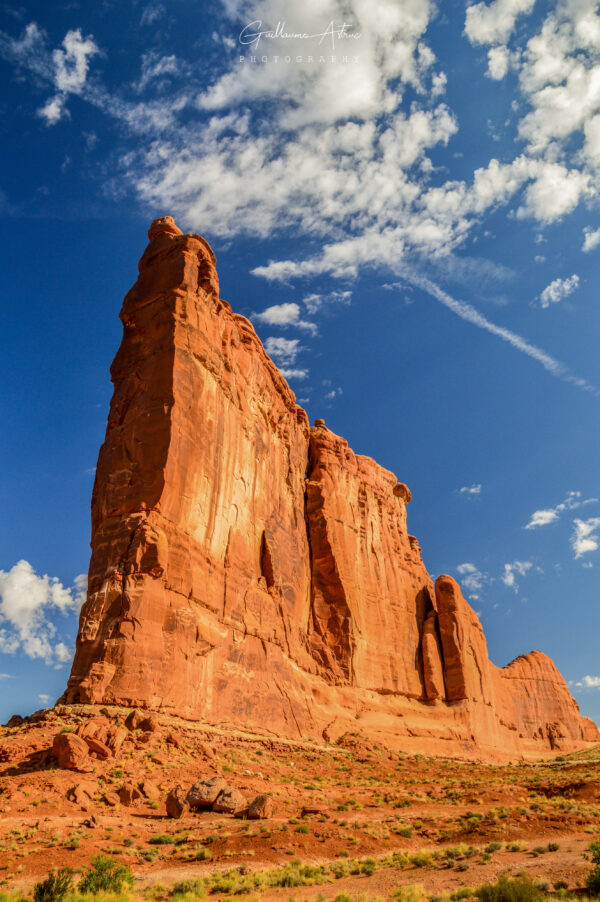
top-left (61, 218), bottom-right (598, 759)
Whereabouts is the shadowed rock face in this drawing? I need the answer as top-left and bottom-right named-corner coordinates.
top-left (61, 218), bottom-right (599, 759)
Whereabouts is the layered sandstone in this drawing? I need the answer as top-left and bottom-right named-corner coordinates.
top-left (61, 218), bottom-right (598, 759)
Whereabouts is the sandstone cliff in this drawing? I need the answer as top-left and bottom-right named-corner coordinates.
top-left (61, 217), bottom-right (598, 759)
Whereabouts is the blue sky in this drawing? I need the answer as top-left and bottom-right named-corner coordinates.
top-left (0, 0), bottom-right (599, 725)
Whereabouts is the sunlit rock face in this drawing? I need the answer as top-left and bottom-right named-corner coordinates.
top-left (61, 218), bottom-right (599, 760)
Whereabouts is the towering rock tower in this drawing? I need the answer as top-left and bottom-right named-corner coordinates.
top-left (62, 218), bottom-right (599, 759)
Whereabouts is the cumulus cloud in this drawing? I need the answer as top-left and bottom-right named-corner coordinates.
top-left (263, 336), bottom-right (302, 366)
top-left (538, 274), bottom-right (580, 308)
top-left (487, 46), bottom-right (510, 79)
top-left (502, 559), bottom-right (533, 591)
top-left (572, 517), bottom-right (600, 558)
top-left (459, 484), bottom-right (482, 496)
top-left (576, 675), bottom-right (600, 688)
top-left (583, 227), bottom-right (600, 252)
top-left (38, 693), bottom-right (51, 704)
top-left (456, 562), bottom-right (490, 599)
top-left (465, 0), bottom-right (536, 46)
top-left (525, 491), bottom-right (597, 529)
top-left (253, 303), bottom-right (317, 335)
top-left (0, 560), bottom-right (87, 665)
top-left (1, 4), bottom-right (598, 399)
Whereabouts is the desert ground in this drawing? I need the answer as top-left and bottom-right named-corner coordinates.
top-left (1, 705), bottom-right (600, 902)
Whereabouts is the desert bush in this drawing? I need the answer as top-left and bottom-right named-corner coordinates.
top-left (78, 854), bottom-right (134, 894)
top-left (475, 875), bottom-right (542, 902)
top-left (33, 868), bottom-right (73, 902)
top-left (391, 886), bottom-right (428, 902)
top-left (586, 841), bottom-right (600, 895)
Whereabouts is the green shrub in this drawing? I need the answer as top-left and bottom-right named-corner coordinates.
top-left (33, 868), bottom-right (73, 902)
top-left (78, 854), bottom-right (134, 893)
top-left (587, 841), bottom-right (600, 895)
top-left (149, 833), bottom-right (176, 845)
top-left (484, 842), bottom-right (502, 853)
top-left (475, 875), bottom-right (542, 902)
top-left (391, 886), bottom-right (428, 902)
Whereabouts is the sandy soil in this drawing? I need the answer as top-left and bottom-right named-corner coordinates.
top-left (1, 706), bottom-right (599, 898)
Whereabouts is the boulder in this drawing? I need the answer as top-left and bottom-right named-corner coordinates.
top-left (118, 783), bottom-right (143, 806)
top-left (4, 715), bottom-right (23, 728)
top-left (124, 709), bottom-right (145, 731)
top-left (52, 732), bottom-right (92, 771)
top-left (213, 787), bottom-right (247, 815)
top-left (248, 794), bottom-right (274, 819)
top-left (84, 737), bottom-right (112, 759)
top-left (66, 781), bottom-right (97, 805)
top-left (140, 780), bottom-right (161, 801)
top-left (187, 776), bottom-right (227, 808)
top-left (166, 786), bottom-right (189, 818)
top-left (139, 715), bottom-right (160, 733)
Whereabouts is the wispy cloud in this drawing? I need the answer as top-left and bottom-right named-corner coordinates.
top-left (538, 274), bottom-right (579, 309)
top-left (502, 560), bottom-right (533, 592)
top-left (525, 491), bottom-right (598, 529)
top-left (459, 484), bottom-right (482, 496)
top-left (572, 518), bottom-right (600, 559)
top-left (456, 562), bottom-right (490, 600)
top-left (403, 272), bottom-right (598, 396)
top-left (279, 368), bottom-right (308, 381)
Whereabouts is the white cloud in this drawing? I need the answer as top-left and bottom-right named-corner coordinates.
top-left (38, 693), bottom-right (51, 704)
top-left (136, 51), bottom-right (182, 92)
top-left (456, 562), bottom-right (490, 599)
top-left (578, 675), bottom-right (600, 688)
top-left (465, 0), bottom-right (536, 46)
top-left (29, 23), bottom-right (100, 126)
top-left (0, 673), bottom-right (13, 680)
top-left (303, 291), bottom-right (352, 314)
top-left (253, 303), bottom-right (317, 335)
top-left (572, 517), bottom-right (600, 558)
top-left (38, 94), bottom-right (68, 125)
top-left (583, 226), bottom-right (600, 252)
top-left (459, 483), bottom-right (482, 495)
top-left (53, 29), bottom-right (98, 93)
top-left (54, 642), bottom-right (73, 664)
top-left (525, 490), bottom-right (597, 529)
top-left (0, 560), bottom-right (87, 665)
top-left (502, 559), bottom-right (533, 591)
top-left (279, 368), bottom-right (309, 381)
top-left (526, 508), bottom-right (560, 528)
top-left (538, 273), bottom-right (580, 308)
top-left (263, 336), bottom-right (302, 366)
top-left (140, 2), bottom-right (165, 26)
top-left (487, 46), bottom-right (510, 79)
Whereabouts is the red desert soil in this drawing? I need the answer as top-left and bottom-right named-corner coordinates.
top-left (1, 706), bottom-right (600, 898)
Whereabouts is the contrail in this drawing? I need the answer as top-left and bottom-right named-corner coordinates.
top-left (403, 270), bottom-right (598, 396)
